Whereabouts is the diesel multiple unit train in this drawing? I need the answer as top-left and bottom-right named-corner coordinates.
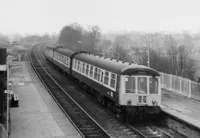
top-left (45, 45), bottom-right (161, 122)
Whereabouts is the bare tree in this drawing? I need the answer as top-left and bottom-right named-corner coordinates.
top-left (58, 24), bottom-right (82, 51)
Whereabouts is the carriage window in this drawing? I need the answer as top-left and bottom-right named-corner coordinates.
top-left (66, 58), bottom-right (68, 66)
top-left (104, 71), bottom-right (109, 85)
top-left (82, 63), bottom-right (85, 73)
top-left (77, 61), bottom-right (80, 70)
top-left (138, 77), bottom-right (147, 94)
top-left (97, 69), bottom-right (101, 81)
top-left (86, 64), bottom-right (89, 75)
top-left (64, 56), bottom-right (66, 63)
top-left (149, 77), bottom-right (158, 94)
top-left (79, 62), bottom-right (82, 72)
top-left (101, 72), bottom-right (104, 82)
top-left (89, 66), bottom-right (94, 78)
top-left (125, 77), bottom-right (136, 93)
top-left (74, 60), bottom-right (77, 69)
top-left (94, 67), bottom-right (98, 80)
top-left (55, 53), bottom-right (57, 60)
top-left (68, 58), bottom-right (70, 66)
top-left (63, 56), bottom-right (65, 63)
top-left (110, 73), bottom-right (116, 89)
top-left (77, 62), bottom-right (80, 71)
top-left (65, 57), bottom-right (67, 65)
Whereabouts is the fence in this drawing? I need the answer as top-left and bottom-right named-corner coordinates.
top-left (160, 72), bottom-right (200, 100)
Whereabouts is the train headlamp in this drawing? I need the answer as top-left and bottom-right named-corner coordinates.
top-left (152, 100), bottom-right (157, 106)
top-left (127, 99), bottom-right (132, 105)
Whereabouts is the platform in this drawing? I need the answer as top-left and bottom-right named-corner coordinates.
top-left (9, 61), bottom-right (82, 138)
top-left (161, 89), bottom-right (200, 128)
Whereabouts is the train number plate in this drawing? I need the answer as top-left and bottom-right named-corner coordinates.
top-left (138, 96), bottom-right (147, 104)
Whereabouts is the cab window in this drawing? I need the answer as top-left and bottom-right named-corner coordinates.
top-left (138, 77), bottom-right (147, 94)
top-left (149, 77), bottom-right (158, 94)
top-left (125, 77), bottom-right (136, 93)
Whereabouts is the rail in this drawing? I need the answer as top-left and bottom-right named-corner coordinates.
top-left (30, 47), bottom-right (112, 138)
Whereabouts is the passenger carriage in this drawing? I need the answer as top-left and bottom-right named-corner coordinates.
top-left (45, 45), bottom-right (73, 74)
top-left (72, 53), bottom-right (161, 112)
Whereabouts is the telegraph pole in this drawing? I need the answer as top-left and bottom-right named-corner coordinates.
top-left (142, 44), bottom-right (150, 67)
top-left (0, 48), bottom-right (7, 124)
top-left (147, 47), bottom-right (150, 67)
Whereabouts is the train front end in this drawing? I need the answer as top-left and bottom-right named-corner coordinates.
top-left (118, 67), bottom-right (161, 119)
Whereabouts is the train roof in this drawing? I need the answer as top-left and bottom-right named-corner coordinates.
top-left (74, 53), bottom-right (160, 76)
top-left (46, 46), bottom-right (160, 76)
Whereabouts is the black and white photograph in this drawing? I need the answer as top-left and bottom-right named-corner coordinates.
top-left (0, 0), bottom-right (200, 138)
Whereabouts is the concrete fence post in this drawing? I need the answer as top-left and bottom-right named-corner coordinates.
top-left (180, 77), bottom-right (182, 94)
top-left (170, 74), bottom-right (172, 91)
top-left (189, 80), bottom-right (191, 98)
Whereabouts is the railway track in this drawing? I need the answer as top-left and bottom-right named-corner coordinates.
top-left (129, 125), bottom-right (173, 138)
top-left (31, 43), bottom-right (181, 138)
top-left (30, 47), bottom-right (111, 138)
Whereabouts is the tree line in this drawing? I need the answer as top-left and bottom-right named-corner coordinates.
top-left (57, 23), bottom-right (197, 80)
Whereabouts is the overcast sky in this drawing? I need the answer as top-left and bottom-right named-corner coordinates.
top-left (0, 0), bottom-right (200, 35)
